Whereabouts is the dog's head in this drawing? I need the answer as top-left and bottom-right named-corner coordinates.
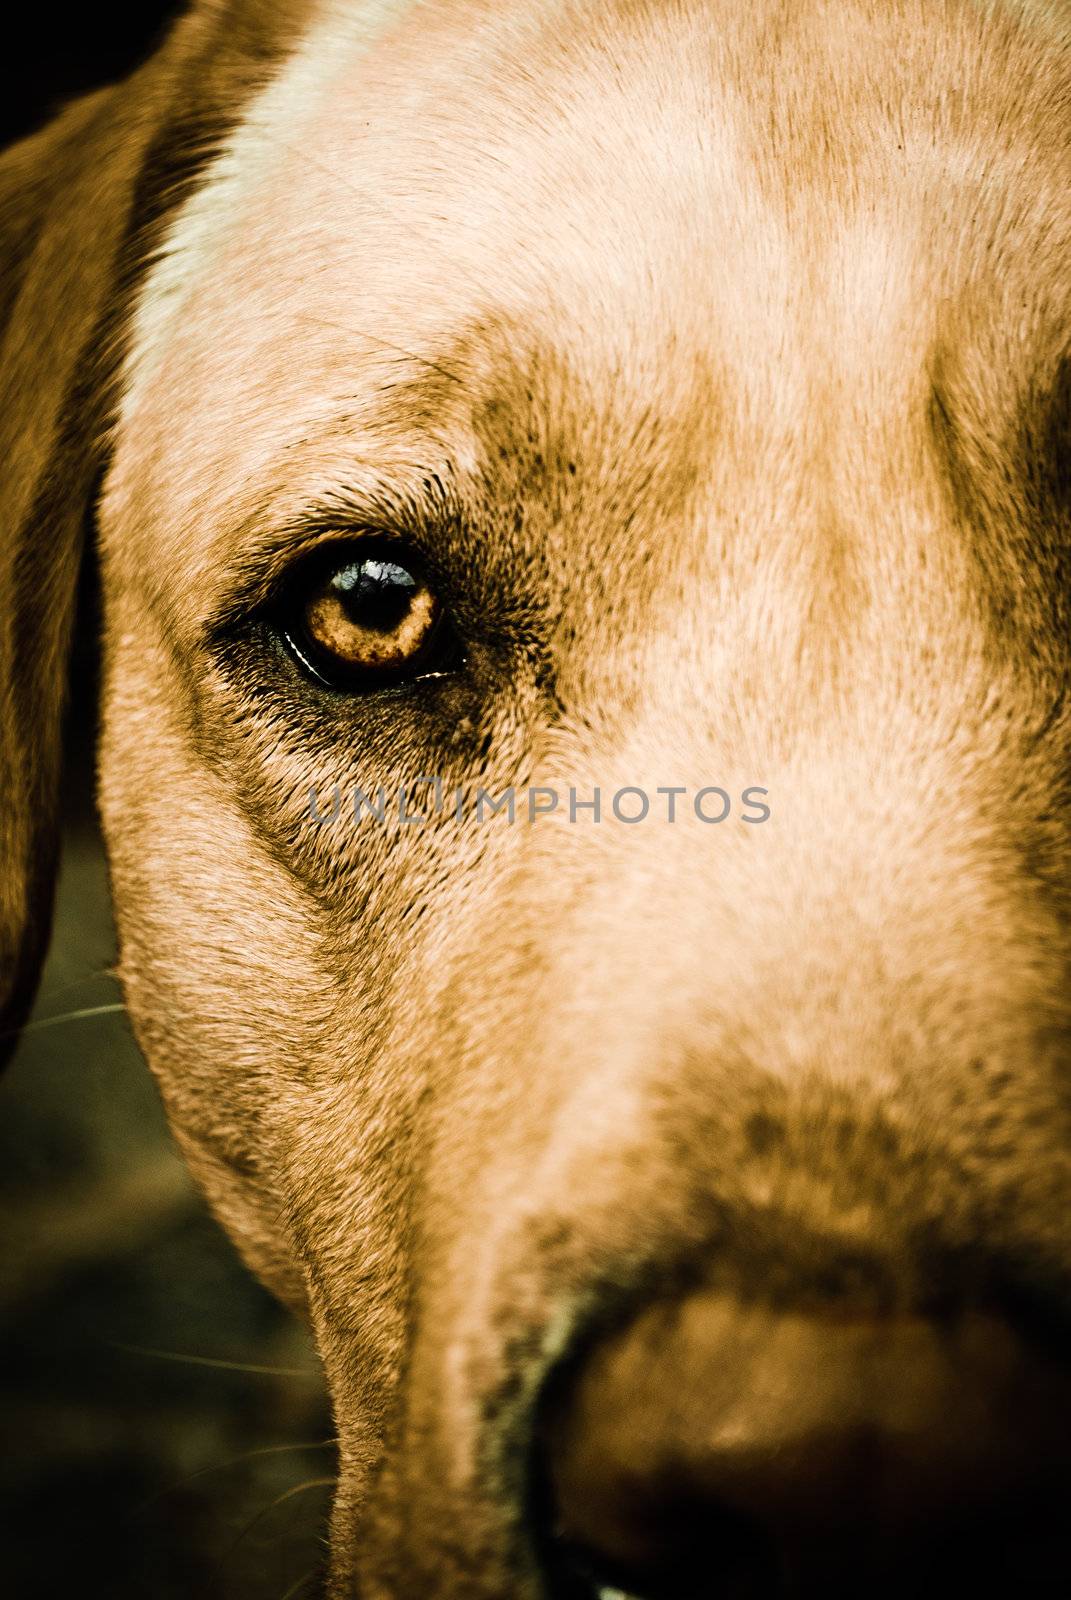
top-left (4, 1), bottom-right (1071, 1594)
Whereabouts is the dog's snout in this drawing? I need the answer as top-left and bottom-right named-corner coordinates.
top-left (540, 1291), bottom-right (1071, 1598)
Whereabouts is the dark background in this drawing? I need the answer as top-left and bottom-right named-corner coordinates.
top-left (2, 3), bottom-right (181, 145)
top-left (1, 9), bottom-right (334, 1597)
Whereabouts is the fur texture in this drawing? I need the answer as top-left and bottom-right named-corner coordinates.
top-left (3, 1), bottom-right (1071, 1593)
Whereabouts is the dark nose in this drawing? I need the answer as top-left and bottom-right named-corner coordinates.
top-left (540, 1291), bottom-right (1071, 1599)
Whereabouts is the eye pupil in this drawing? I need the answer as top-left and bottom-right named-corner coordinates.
top-left (332, 559), bottom-right (418, 634)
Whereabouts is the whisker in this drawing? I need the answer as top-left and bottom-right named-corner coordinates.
top-left (255, 135), bottom-right (369, 209)
top-left (297, 314), bottom-right (463, 387)
top-left (7, 1001), bottom-right (127, 1039)
top-left (132, 1438), bottom-right (337, 1515)
top-left (222, 125), bottom-right (473, 281)
top-left (224, 1477), bottom-right (336, 1561)
top-left (278, 1568), bottom-right (320, 1600)
top-left (36, 966), bottom-right (120, 1001)
top-left (110, 1341), bottom-right (323, 1380)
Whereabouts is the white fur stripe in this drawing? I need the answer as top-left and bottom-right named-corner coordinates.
top-left (122, 0), bottom-right (415, 413)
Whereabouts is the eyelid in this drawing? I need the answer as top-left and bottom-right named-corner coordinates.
top-left (200, 494), bottom-right (456, 650)
top-left (279, 619), bottom-right (339, 689)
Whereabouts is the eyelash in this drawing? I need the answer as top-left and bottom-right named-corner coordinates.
top-left (207, 466), bottom-right (465, 634)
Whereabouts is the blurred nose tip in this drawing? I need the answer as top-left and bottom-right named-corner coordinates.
top-left (540, 1291), bottom-right (1071, 1598)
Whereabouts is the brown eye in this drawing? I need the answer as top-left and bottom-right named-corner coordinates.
top-left (284, 550), bottom-right (447, 687)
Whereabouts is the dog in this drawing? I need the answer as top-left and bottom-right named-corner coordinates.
top-left (3, 0), bottom-right (1071, 1594)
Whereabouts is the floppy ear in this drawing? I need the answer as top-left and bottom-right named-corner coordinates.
top-left (0, 80), bottom-right (170, 1052)
top-left (0, 0), bottom-right (316, 1055)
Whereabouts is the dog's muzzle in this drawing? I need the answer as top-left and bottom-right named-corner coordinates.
top-left (535, 1289), bottom-right (1071, 1599)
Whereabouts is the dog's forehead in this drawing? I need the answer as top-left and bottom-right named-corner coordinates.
top-left (112, 0), bottom-right (754, 576)
top-left (105, 0), bottom-right (1071, 633)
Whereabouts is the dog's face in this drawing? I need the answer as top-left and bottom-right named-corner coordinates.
top-left (4, 1), bottom-right (1071, 1595)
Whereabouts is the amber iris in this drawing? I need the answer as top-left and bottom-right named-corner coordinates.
top-left (298, 554), bottom-right (441, 679)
